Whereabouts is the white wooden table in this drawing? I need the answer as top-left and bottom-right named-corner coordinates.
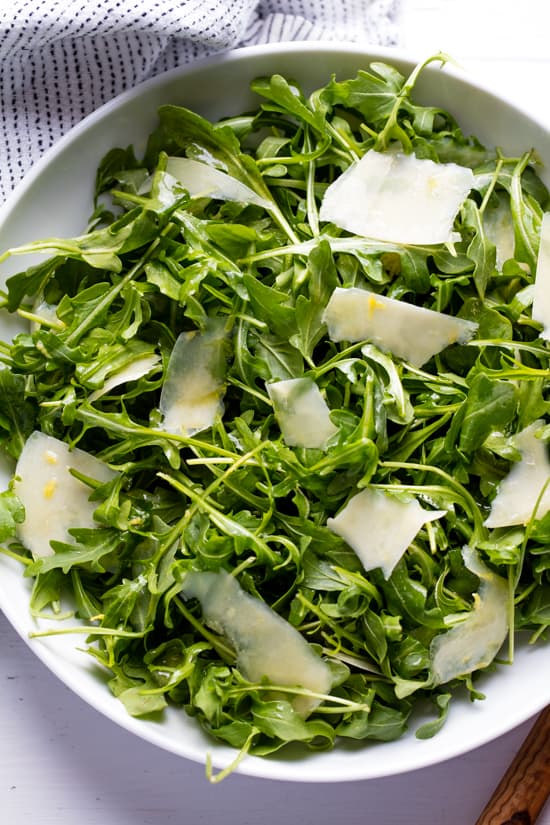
top-left (2, 2), bottom-right (550, 822)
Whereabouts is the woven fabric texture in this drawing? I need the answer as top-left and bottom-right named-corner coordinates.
top-left (0, 0), bottom-right (400, 201)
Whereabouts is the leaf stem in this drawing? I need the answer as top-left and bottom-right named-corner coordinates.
top-left (375, 52), bottom-right (452, 151)
top-left (226, 682), bottom-right (370, 712)
top-left (174, 596), bottom-right (235, 663)
top-left (377, 459), bottom-right (487, 539)
top-left (206, 729), bottom-right (257, 784)
top-left (64, 233), bottom-right (165, 346)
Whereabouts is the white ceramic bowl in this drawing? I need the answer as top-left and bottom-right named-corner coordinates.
top-left (0, 42), bottom-right (548, 783)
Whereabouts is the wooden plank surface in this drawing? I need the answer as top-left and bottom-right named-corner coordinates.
top-left (475, 707), bottom-right (550, 825)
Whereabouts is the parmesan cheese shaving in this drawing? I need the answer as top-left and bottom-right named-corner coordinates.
top-left (266, 377), bottom-right (338, 449)
top-left (181, 568), bottom-right (333, 716)
top-left (484, 421), bottom-right (550, 528)
top-left (159, 318), bottom-right (227, 436)
top-left (322, 287), bottom-right (478, 367)
top-left (532, 211), bottom-right (550, 339)
top-left (319, 150), bottom-right (475, 245)
top-left (13, 431), bottom-right (117, 558)
top-left (88, 353), bottom-right (161, 402)
top-left (430, 546), bottom-right (508, 685)
top-left (483, 194), bottom-right (516, 269)
top-left (31, 298), bottom-right (61, 332)
top-left (165, 156), bottom-right (271, 209)
top-left (327, 487), bottom-right (446, 579)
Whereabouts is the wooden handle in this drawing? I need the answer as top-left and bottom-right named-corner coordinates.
top-left (476, 706), bottom-right (550, 825)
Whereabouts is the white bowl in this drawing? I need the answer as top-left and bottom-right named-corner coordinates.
top-left (0, 42), bottom-right (548, 783)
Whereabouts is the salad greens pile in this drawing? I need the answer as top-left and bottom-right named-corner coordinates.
top-left (0, 52), bottom-right (549, 777)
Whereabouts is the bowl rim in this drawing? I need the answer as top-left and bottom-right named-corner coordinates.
top-left (2, 40), bottom-right (544, 218)
top-left (0, 40), bottom-right (549, 783)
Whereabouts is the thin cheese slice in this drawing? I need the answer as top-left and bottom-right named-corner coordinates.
top-left (165, 156), bottom-right (271, 209)
top-left (483, 195), bottom-right (516, 269)
top-left (159, 319), bottom-right (227, 436)
top-left (89, 353), bottom-right (161, 402)
top-left (322, 287), bottom-right (478, 368)
top-left (181, 568), bottom-right (332, 716)
top-left (484, 421), bottom-right (550, 527)
top-left (430, 546), bottom-right (508, 684)
top-left (327, 487), bottom-right (446, 579)
top-left (266, 377), bottom-right (338, 449)
top-left (319, 150), bottom-right (475, 245)
top-left (31, 298), bottom-right (61, 332)
top-left (532, 211), bottom-right (550, 339)
top-left (13, 431), bottom-right (117, 558)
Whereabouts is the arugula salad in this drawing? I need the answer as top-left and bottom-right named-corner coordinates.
top-left (0, 53), bottom-right (549, 775)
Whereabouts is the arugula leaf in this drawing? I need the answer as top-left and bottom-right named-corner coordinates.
top-left (0, 489), bottom-right (25, 541)
top-left (26, 528), bottom-right (125, 576)
top-left (0, 208), bottom-right (161, 273)
top-left (415, 693), bottom-right (452, 739)
top-left (1, 54), bottom-right (549, 772)
top-left (462, 199), bottom-right (497, 298)
top-left (0, 370), bottom-right (36, 458)
top-left (322, 64), bottom-right (405, 124)
top-left (145, 105), bottom-right (298, 242)
top-left (94, 145), bottom-right (141, 201)
top-left (289, 241), bottom-right (337, 361)
top-left (252, 75), bottom-right (326, 133)
top-left (242, 272), bottom-right (296, 339)
top-left (459, 372), bottom-right (518, 453)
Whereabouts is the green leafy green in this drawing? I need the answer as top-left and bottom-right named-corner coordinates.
top-left (0, 489), bottom-right (25, 541)
top-left (0, 54), bottom-right (549, 774)
top-left (459, 372), bottom-right (518, 453)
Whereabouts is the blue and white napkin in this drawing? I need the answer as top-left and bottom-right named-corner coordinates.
top-left (0, 0), bottom-right (401, 202)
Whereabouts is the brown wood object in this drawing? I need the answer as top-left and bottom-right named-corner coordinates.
top-left (475, 706), bottom-right (550, 825)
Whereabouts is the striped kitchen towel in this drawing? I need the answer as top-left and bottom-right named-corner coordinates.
top-left (0, 0), bottom-right (401, 201)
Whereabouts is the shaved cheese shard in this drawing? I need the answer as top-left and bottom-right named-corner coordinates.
top-left (165, 156), bottom-right (271, 209)
top-left (532, 211), bottom-right (550, 339)
top-left (483, 195), bottom-right (516, 269)
top-left (266, 377), bottom-right (338, 449)
top-left (181, 569), bottom-right (332, 716)
top-left (484, 421), bottom-right (550, 527)
top-left (430, 546), bottom-right (508, 684)
top-left (319, 150), bottom-right (475, 245)
top-left (159, 318), bottom-right (227, 436)
top-left (326, 488), bottom-right (446, 579)
top-left (31, 298), bottom-right (61, 332)
top-left (89, 353), bottom-right (161, 402)
top-left (322, 287), bottom-right (478, 368)
top-left (13, 431), bottom-right (117, 558)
